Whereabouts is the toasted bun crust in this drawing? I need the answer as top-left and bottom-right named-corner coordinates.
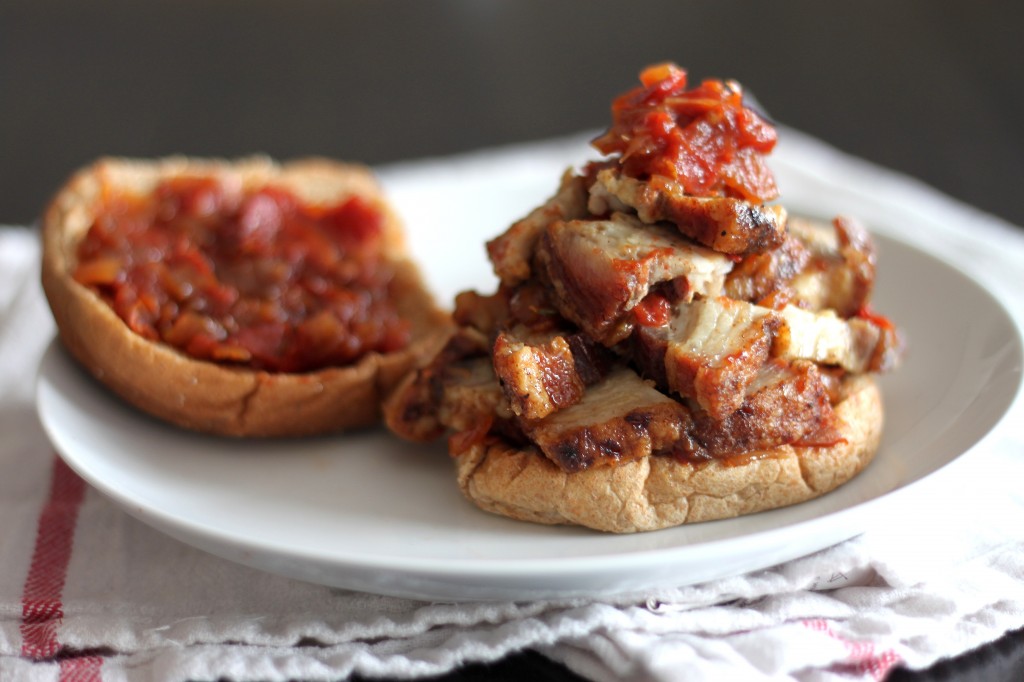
top-left (454, 374), bottom-right (882, 532)
top-left (41, 156), bottom-right (450, 437)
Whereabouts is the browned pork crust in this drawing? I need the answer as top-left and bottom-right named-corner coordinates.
top-left (588, 168), bottom-right (788, 256)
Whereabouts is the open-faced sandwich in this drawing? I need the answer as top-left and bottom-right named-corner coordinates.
top-left (385, 63), bottom-right (903, 533)
top-left (41, 156), bottom-right (449, 437)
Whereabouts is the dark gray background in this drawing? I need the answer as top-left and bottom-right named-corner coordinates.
top-left (2, 1), bottom-right (1022, 230)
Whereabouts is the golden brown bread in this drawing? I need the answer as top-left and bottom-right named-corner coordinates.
top-left (41, 156), bottom-right (451, 437)
top-left (453, 374), bottom-right (881, 533)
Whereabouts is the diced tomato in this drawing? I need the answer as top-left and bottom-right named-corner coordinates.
top-left (592, 63), bottom-right (779, 202)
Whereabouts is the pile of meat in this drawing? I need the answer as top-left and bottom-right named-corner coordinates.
top-left (386, 64), bottom-right (902, 474)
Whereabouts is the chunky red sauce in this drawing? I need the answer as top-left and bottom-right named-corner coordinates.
top-left (74, 175), bottom-right (411, 373)
top-left (592, 63), bottom-right (779, 203)
top-left (856, 304), bottom-right (896, 331)
top-left (633, 293), bottom-right (672, 327)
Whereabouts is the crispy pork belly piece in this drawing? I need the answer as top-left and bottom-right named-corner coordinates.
top-left (486, 170), bottom-right (589, 285)
top-left (833, 216), bottom-right (877, 310)
top-left (494, 330), bottom-right (581, 420)
top-left (724, 233), bottom-right (811, 305)
top-left (776, 305), bottom-right (901, 374)
top-left (384, 327), bottom-right (493, 441)
top-left (523, 368), bottom-right (690, 472)
top-left (493, 327), bottom-right (615, 420)
top-left (536, 213), bottom-right (732, 345)
top-left (565, 330), bottom-right (618, 385)
top-left (686, 359), bottom-right (843, 459)
top-left (588, 168), bottom-right (787, 256)
top-left (634, 295), bottom-right (901, 417)
top-left (635, 296), bottom-right (781, 420)
top-left (454, 281), bottom-right (567, 337)
top-left (520, 359), bottom-right (841, 472)
top-left (437, 356), bottom-right (509, 433)
top-left (786, 216), bottom-right (877, 316)
top-left (453, 289), bottom-right (513, 336)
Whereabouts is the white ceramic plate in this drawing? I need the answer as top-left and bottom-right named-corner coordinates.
top-left (36, 152), bottom-right (1023, 602)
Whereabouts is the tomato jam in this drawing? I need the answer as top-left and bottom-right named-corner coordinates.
top-left (592, 63), bottom-right (779, 202)
top-left (74, 175), bottom-right (411, 372)
top-left (632, 293), bottom-right (672, 327)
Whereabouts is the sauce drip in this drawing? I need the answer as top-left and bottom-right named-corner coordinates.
top-left (74, 175), bottom-right (411, 373)
top-left (592, 62), bottom-right (779, 202)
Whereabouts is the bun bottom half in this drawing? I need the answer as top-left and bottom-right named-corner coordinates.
top-left (454, 375), bottom-right (882, 533)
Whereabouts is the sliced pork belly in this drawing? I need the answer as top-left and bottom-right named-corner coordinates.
top-left (523, 368), bottom-right (690, 472)
top-left (453, 288), bottom-right (512, 336)
top-left (633, 294), bottom-right (900, 417)
top-left (588, 168), bottom-right (787, 256)
top-left (635, 296), bottom-right (781, 420)
top-left (453, 281), bottom-right (567, 337)
top-left (437, 356), bottom-right (510, 433)
top-left (723, 233), bottom-right (811, 305)
top-left (493, 327), bottom-right (616, 420)
top-left (536, 212), bottom-right (732, 345)
top-left (493, 329), bottom-right (595, 420)
top-left (686, 359), bottom-right (843, 460)
top-left (828, 215), bottom-right (877, 316)
top-left (486, 170), bottom-right (589, 285)
top-left (521, 359), bottom-right (841, 472)
top-left (786, 216), bottom-right (877, 316)
top-left (385, 328), bottom-right (493, 441)
top-left (776, 305), bottom-right (901, 374)
top-left (722, 216), bottom-right (877, 314)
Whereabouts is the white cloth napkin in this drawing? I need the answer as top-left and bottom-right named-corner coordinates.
top-left (2, 130), bottom-right (1023, 682)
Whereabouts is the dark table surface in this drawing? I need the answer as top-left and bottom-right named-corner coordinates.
top-left (3, 1), bottom-right (1022, 680)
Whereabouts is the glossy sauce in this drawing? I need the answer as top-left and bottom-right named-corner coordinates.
top-left (633, 293), bottom-right (672, 327)
top-left (74, 176), bottom-right (411, 372)
top-left (592, 62), bottom-right (779, 202)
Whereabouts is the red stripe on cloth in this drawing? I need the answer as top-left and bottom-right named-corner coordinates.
top-left (20, 456), bottom-right (88, 660)
top-left (802, 618), bottom-right (901, 681)
top-left (59, 655), bottom-right (104, 682)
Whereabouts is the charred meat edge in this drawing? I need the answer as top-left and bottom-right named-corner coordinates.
top-left (588, 168), bottom-right (787, 256)
top-left (535, 212), bottom-right (732, 345)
